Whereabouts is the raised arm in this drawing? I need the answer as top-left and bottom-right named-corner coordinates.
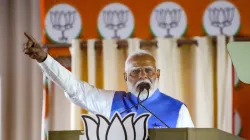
top-left (23, 32), bottom-right (115, 117)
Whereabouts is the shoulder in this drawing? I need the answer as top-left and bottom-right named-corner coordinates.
top-left (176, 104), bottom-right (194, 127)
top-left (158, 91), bottom-right (184, 106)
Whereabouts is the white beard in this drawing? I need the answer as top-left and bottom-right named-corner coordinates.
top-left (127, 79), bottom-right (158, 100)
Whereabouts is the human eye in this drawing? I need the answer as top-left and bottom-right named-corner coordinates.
top-left (131, 69), bottom-right (140, 76)
top-left (134, 69), bottom-right (140, 73)
top-left (131, 70), bottom-right (136, 73)
top-left (145, 68), bottom-right (153, 74)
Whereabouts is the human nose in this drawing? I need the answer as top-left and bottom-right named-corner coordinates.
top-left (138, 69), bottom-right (147, 79)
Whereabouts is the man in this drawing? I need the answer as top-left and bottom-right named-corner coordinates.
top-left (23, 32), bottom-right (194, 128)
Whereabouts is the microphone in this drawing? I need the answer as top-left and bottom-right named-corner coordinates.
top-left (120, 82), bottom-right (171, 128)
top-left (120, 83), bottom-right (149, 114)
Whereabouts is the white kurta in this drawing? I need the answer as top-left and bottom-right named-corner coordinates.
top-left (38, 55), bottom-right (194, 128)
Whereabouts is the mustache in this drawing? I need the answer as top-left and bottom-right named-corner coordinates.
top-left (135, 79), bottom-right (151, 90)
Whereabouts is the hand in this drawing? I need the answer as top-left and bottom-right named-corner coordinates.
top-left (23, 32), bottom-right (47, 63)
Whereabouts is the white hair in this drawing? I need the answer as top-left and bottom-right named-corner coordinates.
top-left (127, 78), bottom-right (158, 99)
top-left (125, 50), bottom-right (156, 71)
top-left (125, 50), bottom-right (159, 98)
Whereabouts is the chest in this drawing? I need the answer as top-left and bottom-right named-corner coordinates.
top-left (110, 92), bottom-right (182, 128)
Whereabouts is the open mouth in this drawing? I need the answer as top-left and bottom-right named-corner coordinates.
top-left (137, 82), bottom-right (151, 92)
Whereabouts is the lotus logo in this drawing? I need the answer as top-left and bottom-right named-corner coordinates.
top-left (45, 4), bottom-right (82, 43)
top-left (150, 2), bottom-right (187, 38)
top-left (102, 10), bottom-right (129, 39)
top-left (81, 112), bottom-right (150, 140)
top-left (50, 10), bottom-right (76, 41)
top-left (155, 9), bottom-right (182, 37)
top-left (208, 7), bottom-right (235, 35)
top-left (202, 1), bottom-right (240, 36)
top-left (97, 3), bottom-right (135, 39)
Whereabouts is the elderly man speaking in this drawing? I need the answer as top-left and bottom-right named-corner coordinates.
top-left (23, 32), bottom-right (194, 128)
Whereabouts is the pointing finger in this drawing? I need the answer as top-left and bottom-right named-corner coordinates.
top-left (24, 32), bottom-right (37, 43)
top-left (24, 32), bottom-right (32, 40)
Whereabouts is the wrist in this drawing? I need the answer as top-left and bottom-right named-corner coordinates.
top-left (37, 53), bottom-right (48, 63)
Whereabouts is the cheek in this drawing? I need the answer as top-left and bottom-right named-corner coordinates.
top-left (128, 76), bottom-right (137, 86)
top-left (149, 75), bottom-right (157, 82)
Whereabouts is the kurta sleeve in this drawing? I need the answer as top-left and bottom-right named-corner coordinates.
top-left (176, 105), bottom-right (195, 128)
top-left (38, 54), bottom-right (115, 117)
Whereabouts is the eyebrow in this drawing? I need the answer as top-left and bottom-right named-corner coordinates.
top-left (127, 66), bottom-right (155, 71)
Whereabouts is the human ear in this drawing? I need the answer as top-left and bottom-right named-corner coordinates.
top-left (156, 69), bottom-right (160, 78)
top-left (124, 72), bottom-right (127, 81)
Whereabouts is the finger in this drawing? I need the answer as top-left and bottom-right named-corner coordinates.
top-left (24, 40), bottom-right (35, 48)
top-left (24, 32), bottom-right (36, 42)
top-left (30, 53), bottom-right (38, 59)
top-left (24, 32), bottom-right (33, 41)
top-left (33, 42), bottom-right (41, 48)
top-left (23, 47), bottom-right (40, 54)
top-left (27, 40), bottom-right (34, 47)
top-left (24, 50), bottom-right (38, 57)
top-left (24, 48), bottom-right (33, 54)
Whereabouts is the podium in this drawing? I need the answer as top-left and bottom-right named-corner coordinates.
top-left (48, 128), bottom-right (245, 140)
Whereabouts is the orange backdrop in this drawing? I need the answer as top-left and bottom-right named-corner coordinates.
top-left (41, 0), bottom-right (250, 56)
top-left (41, 0), bottom-right (250, 139)
top-left (41, 0), bottom-right (250, 40)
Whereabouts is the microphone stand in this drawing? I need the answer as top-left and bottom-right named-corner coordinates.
top-left (120, 83), bottom-right (170, 128)
top-left (120, 88), bottom-right (149, 115)
top-left (140, 89), bottom-right (171, 140)
top-left (138, 89), bottom-right (170, 128)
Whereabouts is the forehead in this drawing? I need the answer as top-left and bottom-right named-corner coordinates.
top-left (127, 54), bottom-right (156, 69)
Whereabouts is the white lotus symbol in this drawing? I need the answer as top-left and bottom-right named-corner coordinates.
top-left (81, 112), bottom-right (150, 140)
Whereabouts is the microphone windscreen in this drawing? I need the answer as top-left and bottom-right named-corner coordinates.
top-left (138, 82), bottom-right (150, 91)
